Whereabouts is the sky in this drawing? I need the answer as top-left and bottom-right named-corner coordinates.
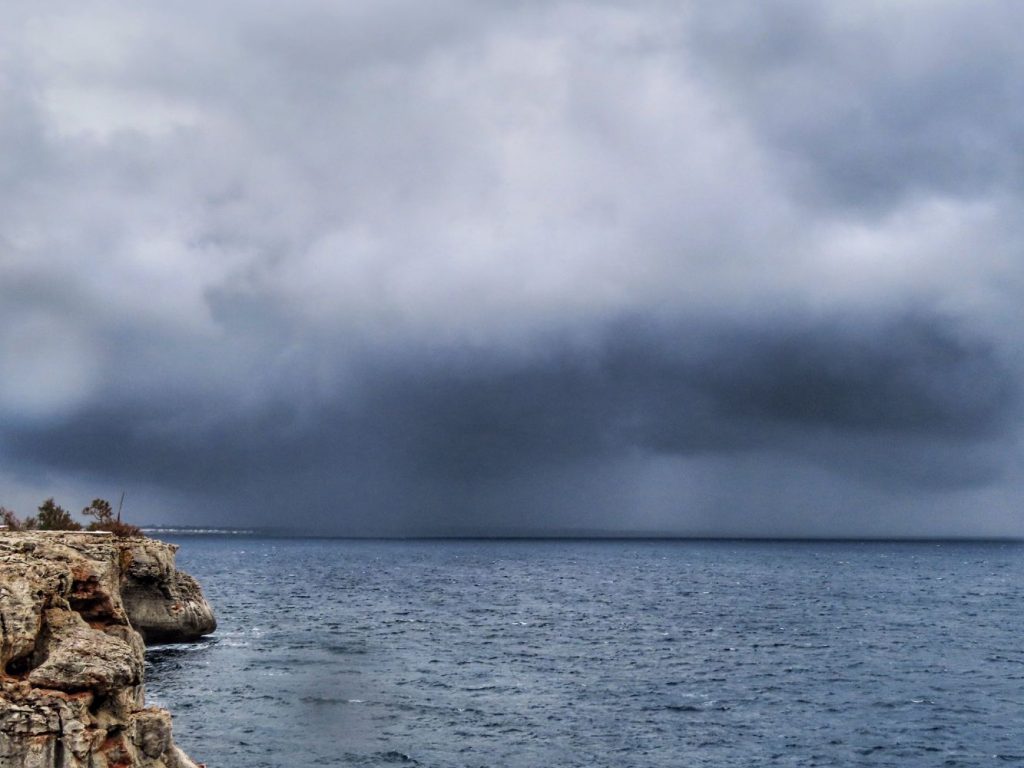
top-left (1, 0), bottom-right (1022, 537)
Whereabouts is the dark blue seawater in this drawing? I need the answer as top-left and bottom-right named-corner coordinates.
top-left (145, 538), bottom-right (1024, 767)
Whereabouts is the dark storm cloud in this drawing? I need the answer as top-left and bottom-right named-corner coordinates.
top-left (368, 312), bottom-right (1015, 475)
top-left (3, 312), bottom-right (1015, 533)
top-left (1, 1), bottom-right (1024, 535)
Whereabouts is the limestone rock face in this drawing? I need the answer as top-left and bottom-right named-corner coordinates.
top-left (0, 532), bottom-right (210, 768)
top-left (118, 538), bottom-right (216, 643)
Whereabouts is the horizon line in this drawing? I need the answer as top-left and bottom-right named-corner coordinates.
top-left (143, 527), bottom-right (1024, 544)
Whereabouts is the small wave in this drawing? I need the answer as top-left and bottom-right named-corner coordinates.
top-left (300, 696), bottom-right (368, 706)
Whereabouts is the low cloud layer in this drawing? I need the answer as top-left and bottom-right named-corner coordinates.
top-left (1, 1), bottom-right (1022, 535)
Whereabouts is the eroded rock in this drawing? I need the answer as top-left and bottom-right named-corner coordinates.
top-left (0, 532), bottom-right (210, 768)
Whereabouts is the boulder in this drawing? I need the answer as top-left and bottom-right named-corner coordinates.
top-left (117, 538), bottom-right (216, 643)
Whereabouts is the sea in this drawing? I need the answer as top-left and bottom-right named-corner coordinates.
top-left (145, 537), bottom-right (1024, 767)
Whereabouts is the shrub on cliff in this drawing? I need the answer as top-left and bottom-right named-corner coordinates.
top-left (82, 498), bottom-right (143, 538)
top-left (0, 507), bottom-right (37, 530)
top-left (37, 498), bottom-right (82, 530)
top-left (1, 506), bottom-right (19, 528)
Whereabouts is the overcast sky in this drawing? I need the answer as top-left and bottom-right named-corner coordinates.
top-left (1, 0), bottom-right (1022, 536)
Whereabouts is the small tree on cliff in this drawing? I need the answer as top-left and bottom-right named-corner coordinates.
top-left (81, 498), bottom-right (142, 538)
top-left (81, 498), bottom-right (114, 525)
top-left (36, 498), bottom-right (82, 531)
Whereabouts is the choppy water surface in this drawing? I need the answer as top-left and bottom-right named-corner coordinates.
top-left (146, 538), bottom-right (1024, 767)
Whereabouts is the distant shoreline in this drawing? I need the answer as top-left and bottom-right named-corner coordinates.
top-left (142, 526), bottom-right (259, 536)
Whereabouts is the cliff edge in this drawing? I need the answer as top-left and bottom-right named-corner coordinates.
top-left (0, 531), bottom-right (216, 768)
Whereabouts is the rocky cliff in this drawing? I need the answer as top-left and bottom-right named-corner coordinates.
top-left (0, 531), bottom-right (216, 768)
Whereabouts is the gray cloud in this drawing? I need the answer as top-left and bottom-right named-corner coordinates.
top-left (686, 1), bottom-right (1024, 210)
top-left (1, 1), bottom-right (1023, 535)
